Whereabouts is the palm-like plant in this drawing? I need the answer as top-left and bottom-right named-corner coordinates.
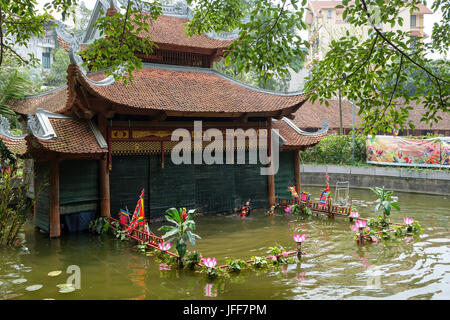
top-left (158, 208), bottom-right (201, 263)
top-left (370, 186), bottom-right (400, 226)
top-left (0, 68), bottom-right (31, 120)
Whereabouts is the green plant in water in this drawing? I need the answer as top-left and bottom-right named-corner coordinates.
top-left (135, 241), bottom-right (149, 253)
top-left (183, 251), bottom-right (202, 270)
top-left (88, 217), bottom-right (110, 235)
top-left (250, 256), bottom-right (268, 269)
top-left (0, 166), bottom-right (34, 247)
top-left (370, 186), bottom-right (400, 228)
top-left (225, 259), bottom-right (247, 273)
top-left (158, 208), bottom-right (201, 262)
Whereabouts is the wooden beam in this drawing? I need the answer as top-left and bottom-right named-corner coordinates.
top-left (98, 114), bottom-right (111, 218)
top-left (49, 159), bottom-right (61, 238)
top-left (294, 150), bottom-right (301, 193)
top-left (150, 111), bottom-right (167, 122)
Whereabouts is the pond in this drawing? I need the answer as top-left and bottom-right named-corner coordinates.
top-left (1, 187), bottom-right (449, 300)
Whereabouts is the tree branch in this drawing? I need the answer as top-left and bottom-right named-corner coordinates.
top-left (360, 0), bottom-right (448, 84)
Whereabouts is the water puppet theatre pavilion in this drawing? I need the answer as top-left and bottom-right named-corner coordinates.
top-left (0, 0), bottom-right (328, 237)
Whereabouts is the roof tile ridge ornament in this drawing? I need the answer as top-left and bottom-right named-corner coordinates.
top-left (280, 117), bottom-right (330, 137)
top-left (87, 120), bottom-right (108, 149)
top-left (27, 110), bottom-right (58, 141)
top-left (0, 115), bottom-right (27, 140)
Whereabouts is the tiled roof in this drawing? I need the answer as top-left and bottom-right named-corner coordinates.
top-left (291, 98), bottom-right (450, 131)
top-left (273, 119), bottom-right (327, 148)
top-left (0, 135), bottom-right (28, 155)
top-left (34, 118), bottom-right (106, 154)
top-left (58, 14), bottom-right (233, 53)
top-left (79, 64), bottom-right (306, 114)
top-left (11, 86), bottom-right (68, 115)
top-left (136, 14), bottom-right (233, 50)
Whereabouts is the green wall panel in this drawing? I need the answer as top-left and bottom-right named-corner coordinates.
top-left (35, 162), bottom-right (50, 233)
top-left (59, 160), bottom-right (99, 215)
top-left (275, 151), bottom-right (295, 198)
top-left (109, 156), bottom-right (150, 219)
top-left (149, 154), bottom-right (195, 218)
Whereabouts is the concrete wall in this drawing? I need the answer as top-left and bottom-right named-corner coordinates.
top-left (300, 164), bottom-right (450, 196)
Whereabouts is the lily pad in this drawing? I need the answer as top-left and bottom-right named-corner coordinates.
top-left (12, 278), bottom-right (27, 284)
top-left (48, 270), bottom-right (62, 277)
top-left (56, 283), bottom-right (75, 290)
top-left (58, 287), bottom-right (75, 293)
top-left (26, 284), bottom-right (43, 291)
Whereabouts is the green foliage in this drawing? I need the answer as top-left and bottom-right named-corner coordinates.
top-left (79, 0), bottom-right (162, 85)
top-left (370, 186), bottom-right (400, 222)
top-left (304, 0), bottom-right (449, 136)
top-left (250, 256), bottom-right (268, 269)
top-left (88, 216), bottom-right (110, 235)
top-left (135, 241), bottom-right (149, 253)
top-left (42, 48), bottom-right (70, 87)
top-left (300, 134), bottom-right (367, 165)
top-left (158, 207), bottom-right (201, 261)
top-left (0, 166), bottom-right (34, 247)
top-left (225, 258), bottom-right (247, 273)
top-left (0, 67), bottom-right (32, 123)
top-left (182, 250), bottom-right (202, 270)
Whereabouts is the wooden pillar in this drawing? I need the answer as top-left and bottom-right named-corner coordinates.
top-left (98, 114), bottom-right (111, 218)
top-left (294, 150), bottom-right (301, 193)
top-left (267, 118), bottom-right (275, 206)
top-left (49, 159), bottom-right (60, 238)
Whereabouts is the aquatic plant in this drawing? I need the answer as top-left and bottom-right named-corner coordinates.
top-left (250, 256), bottom-right (269, 269)
top-left (88, 217), bottom-right (110, 235)
top-left (0, 165), bottom-right (35, 247)
top-left (158, 208), bottom-right (201, 263)
top-left (183, 250), bottom-right (202, 270)
top-left (370, 186), bottom-right (400, 227)
top-left (225, 259), bottom-right (247, 273)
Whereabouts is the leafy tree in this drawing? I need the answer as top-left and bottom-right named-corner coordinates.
top-left (0, 67), bottom-right (32, 124)
top-left (42, 47), bottom-right (70, 87)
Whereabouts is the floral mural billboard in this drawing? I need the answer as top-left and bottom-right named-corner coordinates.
top-left (366, 136), bottom-right (450, 168)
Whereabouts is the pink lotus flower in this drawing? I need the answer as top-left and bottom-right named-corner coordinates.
top-left (203, 257), bottom-right (217, 268)
top-left (350, 224), bottom-right (359, 232)
top-left (271, 256), bottom-right (277, 261)
top-left (371, 236), bottom-right (378, 243)
top-left (349, 210), bottom-right (359, 218)
top-left (285, 206), bottom-right (292, 213)
top-left (158, 241), bottom-right (171, 251)
top-left (365, 227), bottom-right (370, 233)
top-left (403, 217), bottom-right (414, 225)
top-left (293, 234), bottom-right (306, 243)
top-left (355, 220), bottom-right (367, 229)
top-left (282, 251), bottom-right (288, 257)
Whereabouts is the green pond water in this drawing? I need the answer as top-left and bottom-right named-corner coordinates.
top-left (1, 187), bottom-right (449, 300)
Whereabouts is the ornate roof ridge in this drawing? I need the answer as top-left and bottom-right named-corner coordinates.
top-left (280, 117), bottom-right (329, 136)
top-left (80, 63), bottom-right (305, 97)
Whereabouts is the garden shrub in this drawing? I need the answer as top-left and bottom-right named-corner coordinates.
top-left (299, 133), bottom-right (367, 165)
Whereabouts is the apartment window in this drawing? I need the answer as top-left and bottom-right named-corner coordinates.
top-left (42, 52), bottom-right (51, 69)
top-left (410, 14), bottom-right (416, 27)
top-left (328, 9), bottom-right (332, 19)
